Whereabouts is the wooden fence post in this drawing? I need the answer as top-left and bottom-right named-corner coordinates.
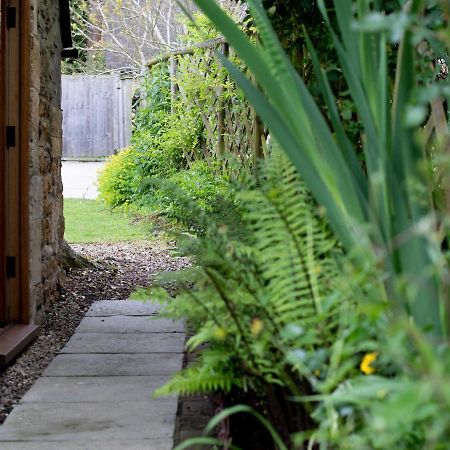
top-left (252, 112), bottom-right (264, 164)
top-left (250, 76), bottom-right (264, 165)
top-left (169, 56), bottom-right (178, 115)
top-left (216, 42), bottom-right (229, 158)
top-left (249, 34), bottom-right (264, 166)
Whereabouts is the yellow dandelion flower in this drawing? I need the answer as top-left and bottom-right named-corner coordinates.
top-left (251, 318), bottom-right (264, 336)
top-left (360, 352), bottom-right (378, 375)
top-left (214, 327), bottom-right (227, 340)
top-left (377, 389), bottom-right (387, 399)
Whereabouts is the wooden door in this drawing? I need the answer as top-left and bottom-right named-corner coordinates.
top-left (0, 0), bottom-right (29, 325)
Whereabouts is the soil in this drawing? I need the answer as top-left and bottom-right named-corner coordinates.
top-left (0, 240), bottom-right (190, 424)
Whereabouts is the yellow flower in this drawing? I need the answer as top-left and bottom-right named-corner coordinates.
top-left (214, 327), bottom-right (227, 340)
top-left (251, 318), bottom-right (264, 336)
top-left (360, 352), bottom-right (378, 375)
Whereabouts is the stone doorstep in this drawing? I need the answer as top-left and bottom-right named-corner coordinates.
top-left (0, 325), bottom-right (39, 368)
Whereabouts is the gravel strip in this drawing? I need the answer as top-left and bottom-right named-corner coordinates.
top-left (0, 240), bottom-right (190, 424)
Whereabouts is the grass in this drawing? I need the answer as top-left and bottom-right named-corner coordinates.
top-left (64, 199), bottom-right (153, 243)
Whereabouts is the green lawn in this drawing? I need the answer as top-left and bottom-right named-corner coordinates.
top-left (64, 199), bottom-right (152, 243)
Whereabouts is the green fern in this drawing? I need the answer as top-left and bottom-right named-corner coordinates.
top-left (240, 151), bottom-right (342, 333)
top-left (156, 149), bottom-right (348, 398)
top-left (154, 347), bottom-right (241, 397)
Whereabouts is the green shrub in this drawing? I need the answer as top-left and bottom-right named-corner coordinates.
top-left (133, 128), bottom-right (185, 181)
top-left (98, 147), bottom-right (139, 208)
top-left (156, 160), bottom-right (231, 212)
top-left (133, 63), bottom-right (171, 134)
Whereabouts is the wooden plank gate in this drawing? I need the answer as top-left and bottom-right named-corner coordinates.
top-left (62, 75), bottom-right (134, 159)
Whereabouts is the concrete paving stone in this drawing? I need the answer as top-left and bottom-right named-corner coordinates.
top-left (61, 332), bottom-right (185, 354)
top-left (0, 299), bottom-right (187, 448)
top-left (22, 376), bottom-right (177, 403)
top-left (44, 353), bottom-right (184, 377)
top-left (0, 401), bottom-right (176, 441)
top-left (62, 161), bottom-right (104, 200)
top-left (0, 439), bottom-right (173, 450)
top-left (76, 316), bottom-right (185, 334)
top-left (86, 300), bottom-right (162, 317)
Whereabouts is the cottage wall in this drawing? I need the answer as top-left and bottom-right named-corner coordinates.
top-left (28, 0), bottom-right (65, 323)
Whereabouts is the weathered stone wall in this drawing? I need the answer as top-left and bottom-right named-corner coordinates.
top-left (28, 0), bottom-right (65, 323)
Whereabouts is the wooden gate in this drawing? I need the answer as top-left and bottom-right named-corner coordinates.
top-left (62, 75), bottom-right (134, 159)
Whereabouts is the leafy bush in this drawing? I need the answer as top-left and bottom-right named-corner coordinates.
top-left (99, 65), bottom-right (203, 209)
top-left (306, 321), bottom-right (450, 449)
top-left (132, 63), bottom-right (171, 134)
top-left (98, 147), bottom-right (139, 208)
top-left (99, 16), bottom-right (246, 212)
top-left (151, 160), bottom-right (231, 215)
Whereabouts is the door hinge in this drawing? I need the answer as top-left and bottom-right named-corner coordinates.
top-left (6, 126), bottom-right (15, 148)
top-left (6, 7), bottom-right (16, 29)
top-left (6, 257), bottom-right (16, 279)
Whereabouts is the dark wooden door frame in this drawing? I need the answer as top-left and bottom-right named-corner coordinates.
top-left (0, 0), bottom-right (30, 325)
top-left (19, 0), bottom-right (30, 325)
top-left (0, 0), bottom-right (6, 324)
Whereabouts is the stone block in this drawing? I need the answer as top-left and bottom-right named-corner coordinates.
top-left (50, 106), bottom-right (62, 135)
top-left (29, 175), bottom-right (44, 220)
top-left (51, 136), bottom-right (61, 158)
top-left (29, 35), bottom-right (41, 90)
top-left (29, 220), bottom-right (43, 287)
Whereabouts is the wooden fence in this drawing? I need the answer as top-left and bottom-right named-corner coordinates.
top-left (147, 38), bottom-right (266, 165)
top-left (62, 75), bottom-right (134, 159)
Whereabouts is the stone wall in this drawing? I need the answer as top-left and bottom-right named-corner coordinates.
top-left (28, 0), bottom-right (65, 323)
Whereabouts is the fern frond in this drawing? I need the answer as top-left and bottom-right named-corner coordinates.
top-left (154, 348), bottom-right (241, 397)
top-left (239, 150), bottom-right (342, 337)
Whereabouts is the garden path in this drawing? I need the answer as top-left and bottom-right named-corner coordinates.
top-left (62, 161), bottom-right (105, 200)
top-left (0, 299), bottom-right (185, 449)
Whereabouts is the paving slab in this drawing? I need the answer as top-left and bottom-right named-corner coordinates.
top-left (0, 300), bottom-right (185, 448)
top-left (86, 299), bottom-right (162, 317)
top-left (76, 315), bottom-right (184, 333)
top-left (0, 401), bottom-right (176, 441)
top-left (22, 376), bottom-right (177, 403)
top-left (61, 332), bottom-right (185, 354)
top-left (44, 353), bottom-right (184, 377)
top-left (0, 439), bottom-right (173, 450)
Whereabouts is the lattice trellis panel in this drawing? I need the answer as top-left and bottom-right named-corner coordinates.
top-left (162, 41), bottom-right (266, 166)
